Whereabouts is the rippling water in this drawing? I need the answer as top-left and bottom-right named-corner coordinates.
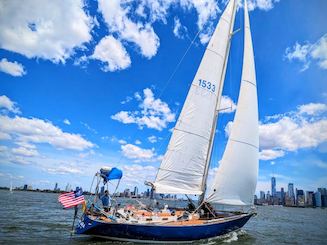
top-left (1, 190), bottom-right (326, 244)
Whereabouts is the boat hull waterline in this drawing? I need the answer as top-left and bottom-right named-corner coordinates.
top-left (76, 213), bottom-right (254, 242)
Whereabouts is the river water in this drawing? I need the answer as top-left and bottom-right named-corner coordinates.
top-left (0, 190), bottom-right (326, 244)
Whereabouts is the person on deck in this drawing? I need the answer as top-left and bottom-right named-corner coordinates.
top-left (101, 190), bottom-right (111, 212)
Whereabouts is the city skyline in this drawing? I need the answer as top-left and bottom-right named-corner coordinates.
top-left (0, 0), bottom-right (327, 193)
top-left (255, 176), bottom-right (327, 207)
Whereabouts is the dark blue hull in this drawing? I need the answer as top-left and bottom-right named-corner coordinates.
top-left (76, 213), bottom-right (254, 242)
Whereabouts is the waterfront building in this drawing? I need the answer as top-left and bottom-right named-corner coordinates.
top-left (306, 191), bottom-right (314, 207)
top-left (318, 188), bottom-right (327, 196)
top-left (296, 189), bottom-right (305, 207)
top-left (314, 192), bottom-right (322, 207)
top-left (281, 187), bottom-right (285, 205)
top-left (23, 184), bottom-right (28, 190)
top-left (124, 188), bottom-right (131, 198)
top-left (288, 183), bottom-right (295, 198)
top-left (271, 177), bottom-right (276, 197)
top-left (133, 186), bottom-right (138, 196)
top-left (321, 195), bottom-right (327, 207)
top-left (54, 182), bottom-right (58, 191)
top-left (260, 191), bottom-right (265, 200)
top-left (285, 195), bottom-right (295, 206)
top-left (65, 183), bottom-right (71, 192)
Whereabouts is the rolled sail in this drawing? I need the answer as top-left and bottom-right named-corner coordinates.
top-left (207, 0), bottom-right (259, 205)
top-left (153, 0), bottom-right (237, 195)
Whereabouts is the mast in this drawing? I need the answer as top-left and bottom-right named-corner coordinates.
top-left (198, 0), bottom-right (237, 205)
top-left (152, 0), bottom-right (238, 196)
top-left (207, 0), bottom-right (259, 206)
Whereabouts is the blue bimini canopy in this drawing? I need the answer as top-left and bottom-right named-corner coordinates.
top-left (107, 167), bottom-right (123, 180)
top-left (100, 167), bottom-right (123, 183)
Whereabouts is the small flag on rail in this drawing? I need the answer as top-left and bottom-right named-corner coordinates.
top-left (58, 187), bottom-right (85, 209)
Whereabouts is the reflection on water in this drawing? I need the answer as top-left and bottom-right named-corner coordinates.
top-left (0, 190), bottom-right (326, 244)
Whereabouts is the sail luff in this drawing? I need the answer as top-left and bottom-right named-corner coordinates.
top-left (153, 0), bottom-right (237, 195)
top-left (199, 0), bottom-right (237, 203)
top-left (207, 0), bottom-right (259, 206)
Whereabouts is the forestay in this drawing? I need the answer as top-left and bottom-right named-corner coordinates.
top-left (207, 0), bottom-right (259, 205)
top-left (153, 0), bottom-right (237, 195)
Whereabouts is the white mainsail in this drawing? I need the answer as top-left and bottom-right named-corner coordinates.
top-left (153, 0), bottom-right (237, 195)
top-left (207, 0), bottom-right (259, 205)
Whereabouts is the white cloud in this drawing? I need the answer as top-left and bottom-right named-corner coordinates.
top-left (12, 146), bottom-right (39, 157)
top-left (224, 102), bottom-right (327, 160)
top-left (121, 143), bottom-right (157, 162)
top-left (121, 96), bottom-right (133, 105)
top-left (135, 140), bottom-right (142, 145)
top-left (258, 102), bottom-right (327, 160)
top-left (78, 150), bottom-right (95, 159)
top-left (98, 0), bottom-right (159, 59)
top-left (219, 95), bottom-right (237, 113)
top-left (180, 0), bottom-right (220, 30)
top-left (311, 34), bottom-right (327, 69)
top-left (112, 88), bottom-right (175, 131)
top-left (247, 0), bottom-right (280, 11)
top-left (312, 159), bottom-right (327, 170)
top-left (284, 34), bottom-right (327, 71)
top-left (91, 35), bottom-right (131, 72)
top-left (0, 95), bottom-right (21, 114)
top-left (0, 115), bottom-right (94, 151)
top-left (111, 111), bottom-right (136, 124)
top-left (298, 103), bottom-right (327, 116)
top-left (46, 165), bottom-right (83, 175)
top-left (63, 119), bottom-right (71, 125)
top-left (118, 139), bottom-right (127, 145)
top-left (0, 132), bottom-right (11, 140)
top-left (259, 116), bottom-right (327, 152)
top-left (259, 149), bottom-right (285, 160)
top-left (0, 0), bottom-right (94, 63)
top-left (173, 17), bottom-right (188, 39)
top-left (121, 164), bottom-right (157, 186)
top-left (148, 135), bottom-right (157, 143)
top-left (95, 0), bottom-right (222, 70)
top-left (0, 58), bottom-right (26, 77)
top-left (224, 121), bottom-right (233, 137)
top-left (81, 122), bottom-right (98, 134)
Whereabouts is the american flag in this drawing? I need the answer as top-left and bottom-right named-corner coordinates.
top-left (58, 188), bottom-right (85, 209)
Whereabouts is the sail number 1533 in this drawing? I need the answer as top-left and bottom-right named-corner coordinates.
top-left (198, 79), bottom-right (215, 92)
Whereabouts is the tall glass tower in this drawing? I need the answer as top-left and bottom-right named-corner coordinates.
top-left (288, 183), bottom-right (294, 198)
top-left (271, 177), bottom-right (276, 197)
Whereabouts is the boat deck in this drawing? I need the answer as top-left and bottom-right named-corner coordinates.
top-left (88, 209), bottom-right (246, 227)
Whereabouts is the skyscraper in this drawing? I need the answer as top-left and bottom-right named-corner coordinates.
top-left (271, 177), bottom-right (276, 197)
top-left (318, 188), bottom-right (327, 195)
top-left (296, 189), bottom-right (305, 207)
top-left (281, 187), bottom-right (285, 205)
top-left (133, 186), bottom-right (138, 196)
top-left (314, 192), bottom-right (322, 207)
top-left (288, 183), bottom-right (294, 198)
top-left (54, 182), bottom-right (58, 191)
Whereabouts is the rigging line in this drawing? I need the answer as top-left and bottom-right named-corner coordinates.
top-left (156, 27), bottom-right (203, 99)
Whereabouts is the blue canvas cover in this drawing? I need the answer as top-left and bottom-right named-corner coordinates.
top-left (100, 167), bottom-right (123, 183)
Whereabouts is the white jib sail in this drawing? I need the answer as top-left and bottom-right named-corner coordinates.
top-left (153, 0), bottom-right (237, 195)
top-left (207, 0), bottom-right (259, 205)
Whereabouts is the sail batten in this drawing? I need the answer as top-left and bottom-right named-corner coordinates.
top-left (207, 0), bottom-right (259, 206)
top-left (153, 0), bottom-right (237, 195)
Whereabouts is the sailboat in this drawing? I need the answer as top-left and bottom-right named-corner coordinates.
top-left (76, 0), bottom-right (259, 242)
top-left (9, 180), bottom-right (13, 193)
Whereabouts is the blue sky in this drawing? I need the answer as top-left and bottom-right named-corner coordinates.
top-left (0, 0), bottom-right (326, 195)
